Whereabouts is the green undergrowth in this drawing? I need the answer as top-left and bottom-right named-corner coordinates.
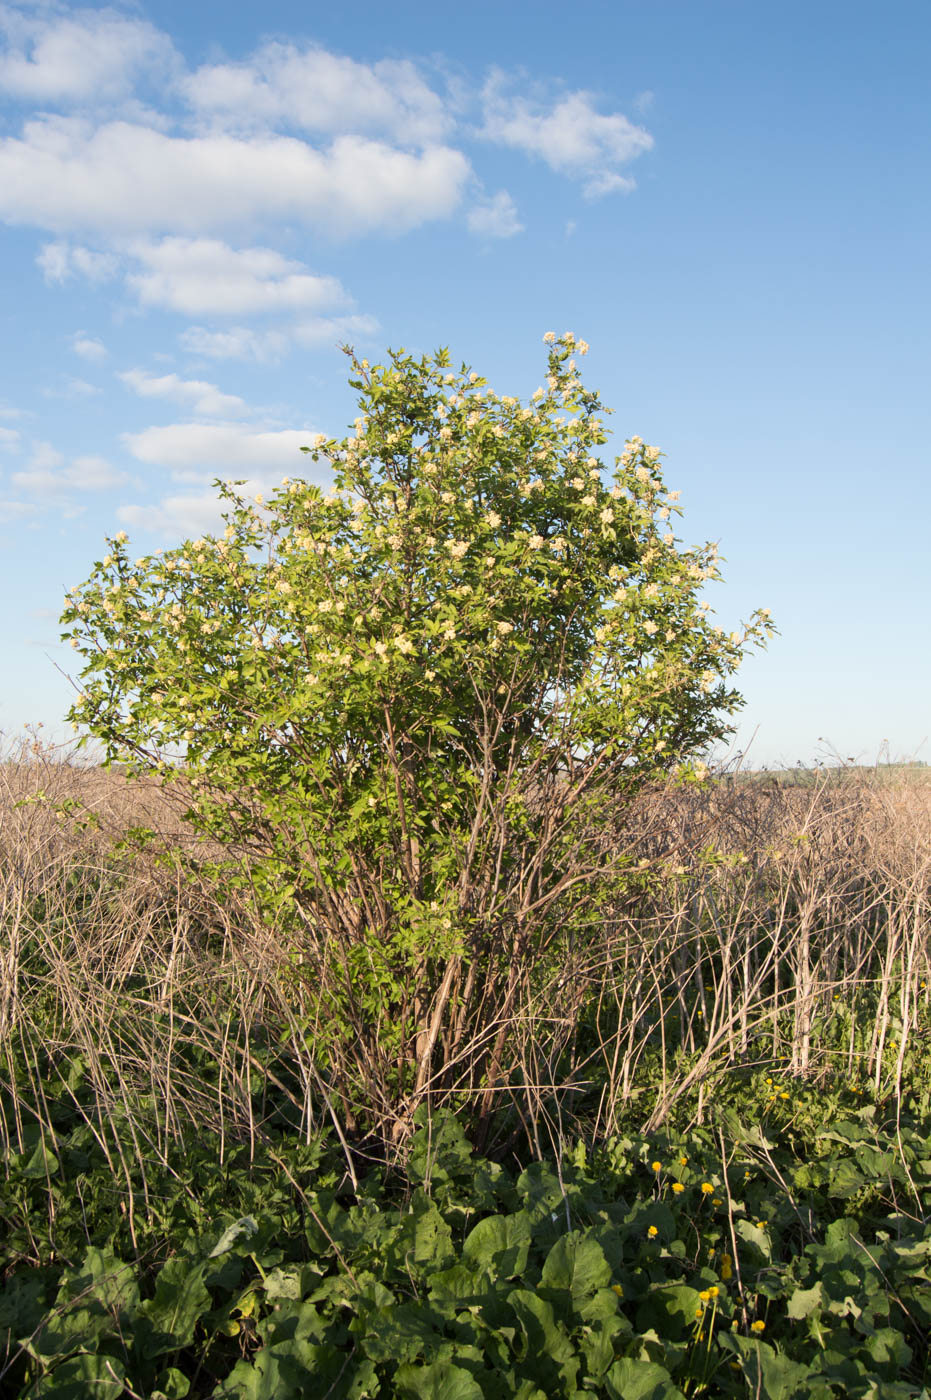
top-left (3, 1073), bottom-right (931, 1398)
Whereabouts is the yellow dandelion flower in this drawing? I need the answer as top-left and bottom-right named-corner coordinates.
top-left (713, 1197), bottom-right (722, 1206)
top-left (701, 1182), bottom-right (714, 1194)
top-left (651, 1161), bottom-right (662, 1173)
top-left (647, 1225), bottom-right (658, 1238)
top-left (720, 1254), bottom-right (733, 1280)
top-left (779, 1092), bottom-right (790, 1100)
top-left (708, 1286), bottom-right (720, 1298)
top-left (679, 1155), bottom-right (688, 1166)
top-left (672, 1182), bottom-right (685, 1194)
top-left (751, 1320), bottom-right (766, 1333)
top-left (699, 1289), bottom-right (711, 1302)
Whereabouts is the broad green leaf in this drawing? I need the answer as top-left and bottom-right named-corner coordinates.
top-left (428, 1263), bottom-right (493, 1306)
top-left (262, 1267), bottom-right (302, 1300)
top-left (787, 1282), bottom-right (823, 1319)
top-left (540, 1231), bottom-right (611, 1306)
top-left (507, 1287), bottom-right (579, 1390)
top-left (394, 1360), bottom-right (485, 1400)
top-left (355, 1301), bottom-right (447, 1364)
top-left (21, 1137), bottom-right (60, 1180)
top-left (463, 1212), bottom-right (531, 1278)
top-left (722, 1334), bottom-right (814, 1400)
top-left (0, 1271), bottom-right (51, 1339)
top-left (736, 1217), bottom-right (772, 1261)
top-left (32, 1249), bottom-right (138, 1359)
top-left (209, 1215), bottom-right (259, 1258)
top-left (636, 1284), bottom-right (703, 1343)
top-left (604, 1357), bottom-right (686, 1400)
top-left (32, 1352), bottom-right (126, 1399)
top-left (136, 1257), bottom-right (211, 1358)
top-left (152, 1367), bottom-right (191, 1399)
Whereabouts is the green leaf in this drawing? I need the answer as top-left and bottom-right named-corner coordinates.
top-left (152, 1368), bottom-right (191, 1400)
top-left (262, 1267), bottom-right (302, 1300)
top-left (21, 1136), bottom-right (60, 1180)
top-left (787, 1282), bottom-right (824, 1319)
top-left (32, 1352), bottom-right (126, 1399)
top-left (604, 1357), bottom-right (686, 1400)
top-left (540, 1231), bottom-right (611, 1307)
top-left (462, 1212), bottom-right (531, 1279)
top-left (636, 1284), bottom-right (703, 1343)
top-left (507, 1287), bottom-right (579, 1390)
top-left (394, 1360), bottom-right (485, 1400)
top-left (209, 1215), bottom-right (259, 1258)
top-left (722, 1334), bottom-right (814, 1400)
top-left (0, 1271), bottom-right (51, 1339)
top-left (736, 1217), bottom-right (772, 1261)
top-left (136, 1257), bottom-right (211, 1358)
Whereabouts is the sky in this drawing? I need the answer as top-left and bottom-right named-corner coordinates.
top-left (1, 0), bottom-right (928, 768)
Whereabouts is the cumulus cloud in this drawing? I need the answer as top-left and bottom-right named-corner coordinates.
top-left (122, 423), bottom-right (318, 474)
top-left (12, 446), bottom-right (126, 495)
top-left (119, 369), bottom-right (249, 418)
top-left (70, 331), bottom-right (108, 360)
top-left (467, 190), bottom-right (523, 239)
top-left (179, 325), bottom-right (291, 364)
top-left (37, 240), bottom-right (118, 283)
top-left (0, 498), bottom-right (34, 524)
top-left (0, 6), bottom-right (178, 104)
top-left (125, 238), bottom-right (348, 316)
top-left (43, 376), bottom-right (101, 400)
top-left (181, 42), bottom-right (453, 145)
top-left (481, 77), bottom-right (653, 197)
top-left (116, 468), bottom-right (333, 540)
top-left (181, 313), bottom-right (379, 362)
top-left (116, 490), bottom-right (240, 539)
top-left (0, 119), bottom-right (471, 237)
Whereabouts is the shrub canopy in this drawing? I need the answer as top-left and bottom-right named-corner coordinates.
top-left (62, 334), bottom-right (772, 1134)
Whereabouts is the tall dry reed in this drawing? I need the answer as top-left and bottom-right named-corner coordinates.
top-left (2, 739), bottom-right (929, 1174)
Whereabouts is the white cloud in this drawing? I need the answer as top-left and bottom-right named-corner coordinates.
top-left (292, 314), bottom-right (380, 349)
top-left (0, 498), bottom-right (34, 524)
top-left (116, 469), bottom-right (332, 541)
top-left (179, 325), bottom-right (291, 364)
top-left (467, 190), bottom-right (523, 239)
top-left (0, 426), bottom-right (20, 451)
top-left (12, 448), bottom-right (126, 495)
top-left (37, 240), bottom-right (118, 283)
top-left (0, 118), bottom-right (471, 237)
top-left (43, 376), bottom-right (101, 400)
top-left (70, 331), bottom-right (108, 360)
top-left (116, 490), bottom-right (236, 539)
top-left (181, 313), bottom-right (380, 362)
top-left (125, 237), bottom-right (348, 316)
top-left (481, 79), bottom-right (653, 197)
top-left (23, 440), bottom-right (63, 472)
top-left (182, 42), bottom-right (453, 146)
top-left (119, 369), bottom-right (248, 418)
top-left (122, 423), bottom-right (318, 474)
top-left (0, 7), bottom-right (178, 104)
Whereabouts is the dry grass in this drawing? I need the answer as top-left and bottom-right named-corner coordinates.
top-left (2, 738), bottom-right (930, 1174)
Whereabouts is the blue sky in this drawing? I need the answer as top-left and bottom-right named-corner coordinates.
top-left (1, 0), bottom-right (928, 767)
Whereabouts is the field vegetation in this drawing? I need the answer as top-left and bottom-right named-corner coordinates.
top-left (3, 749), bottom-right (931, 1397)
top-left (4, 337), bottom-right (930, 1396)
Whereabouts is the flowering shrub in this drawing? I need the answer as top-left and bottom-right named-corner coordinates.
top-left (61, 334), bottom-right (772, 1138)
